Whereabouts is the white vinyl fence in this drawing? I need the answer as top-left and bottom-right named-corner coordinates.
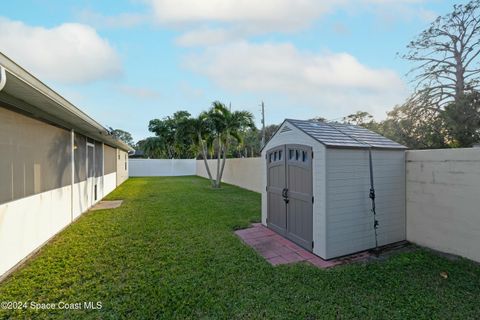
top-left (129, 159), bottom-right (196, 177)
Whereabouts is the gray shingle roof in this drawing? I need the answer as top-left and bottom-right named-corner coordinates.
top-left (286, 119), bottom-right (406, 149)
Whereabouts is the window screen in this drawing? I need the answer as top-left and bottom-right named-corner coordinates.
top-left (74, 133), bottom-right (87, 183)
top-left (104, 144), bottom-right (116, 175)
top-left (95, 141), bottom-right (103, 177)
top-left (87, 145), bottom-right (95, 178)
top-left (0, 106), bottom-right (72, 205)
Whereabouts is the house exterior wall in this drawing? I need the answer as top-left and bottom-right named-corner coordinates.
top-left (0, 185), bottom-right (72, 278)
top-left (261, 121), bottom-right (327, 258)
top-left (103, 172), bottom-right (117, 198)
top-left (0, 106), bottom-right (129, 279)
top-left (325, 148), bottom-right (406, 259)
top-left (406, 148), bottom-right (480, 262)
top-left (116, 149), bottom-right (129, 186)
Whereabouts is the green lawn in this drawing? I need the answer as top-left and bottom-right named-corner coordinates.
top-left (0, 177), bottom-right (479, 319)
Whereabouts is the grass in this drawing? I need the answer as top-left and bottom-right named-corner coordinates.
top-left (0, 176), bottom-right (479, 319)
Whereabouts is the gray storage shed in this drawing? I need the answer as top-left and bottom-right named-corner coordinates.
top-left (261, 119), bottom-right (406, 260)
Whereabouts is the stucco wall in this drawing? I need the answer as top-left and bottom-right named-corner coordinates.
top-left (116, 149), bottom-right (129, 186)
top-left (196, 158), bottom-right (264, 193)
top-left (406, 148), bottom-right (480, 262)
top-left (0, 185), bottom-right (72, 278)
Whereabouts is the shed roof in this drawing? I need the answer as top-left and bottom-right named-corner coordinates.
top-left (285, 119), bottom-right (406, 149)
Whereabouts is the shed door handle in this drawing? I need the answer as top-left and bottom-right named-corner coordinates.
top-left (282, 188), bottom-right (289, 202)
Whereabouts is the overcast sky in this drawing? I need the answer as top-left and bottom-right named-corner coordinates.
top-left (1, 0), bottom-right (457, 141)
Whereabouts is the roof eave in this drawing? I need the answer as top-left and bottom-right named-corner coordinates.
top-left (0, 53), bottom-right (133, 152)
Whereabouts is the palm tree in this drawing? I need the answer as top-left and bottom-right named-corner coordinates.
top-left (142, 137), bottom-right (165, 158)
top-left (187, 112), bottom-right (216, 187)
top-left (207, 101), bottom-right (255, 188)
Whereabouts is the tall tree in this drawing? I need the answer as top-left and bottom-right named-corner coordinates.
top-left (140, 137), bottom-right (166, 158)
top-left (342, 111), bottom-right (385, 135)
top-left (380, 102), bottom-right (448, 149)
top-left (148, 111), bottom-right (196, 159)
top-left (206, 101), bottom-right (255, 188)
top-left (403, 0), bottom-right (480, 109)
top-left (442, 91), bottom-right (480, 147)
top-left (111, 129), bottom-right (135, 148)
top-left (189, 112), bottom-right (216, 187)
top-left (262, 124), bottom-right (280, 144)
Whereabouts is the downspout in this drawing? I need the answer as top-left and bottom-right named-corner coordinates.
top-left (0, 66), bottom-right (7, 91)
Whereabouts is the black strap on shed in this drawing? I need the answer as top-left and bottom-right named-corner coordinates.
top-left (368, 148), bottom-right (379, 253)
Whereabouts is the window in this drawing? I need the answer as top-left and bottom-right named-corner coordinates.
top-left (302, 151), bottom-right (307, 162)
top-left (278, 150), bottom-right (282, 161)
top-left (87, 145), bottom-right (95, 178)
top-left (95, 141), bottom-right (103, 177)
top-left (74, 133), bottom-right (87, 183)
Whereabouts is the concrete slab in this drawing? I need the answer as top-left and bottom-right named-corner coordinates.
top-left (90, 200), bottom-right (123, 211)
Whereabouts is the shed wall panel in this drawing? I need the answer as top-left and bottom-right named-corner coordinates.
top-left (325, 149), bottom-right (406, 259)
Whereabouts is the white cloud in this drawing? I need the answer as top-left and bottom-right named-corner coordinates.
top-left (0, 17), bottom-right (121, 84)
top-left (185, 41), bottom-right (407, 118)
top-left (176, 28), bottom-right (236, 47)
top-left (76, 9), bottom-right (147, 29)
top-left (149, 0), bottom-right (433, 46)
top-left (150, 0), bottom-right (334, 31)
top-left (149, 0), bottom-right (430, 27)
top-left (118, 85), bottom-right (160, 99)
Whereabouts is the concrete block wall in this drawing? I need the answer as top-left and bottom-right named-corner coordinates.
top-left (406, 148), bottom-right (480, 262)
top-left (196, 158), bottom-right (264, 193)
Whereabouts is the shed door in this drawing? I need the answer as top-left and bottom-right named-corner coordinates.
top-left (266, 145), bottom-right (287, 235)
top-left (286, 145), bottom-right (313, 250)
top-left (266, 145), bottom-right (313, 250)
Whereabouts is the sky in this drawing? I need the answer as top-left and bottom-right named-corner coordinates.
top-left (0, 0), bottom-right (458, 142)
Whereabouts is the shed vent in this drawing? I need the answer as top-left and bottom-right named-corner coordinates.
top-left (280, 125), bottom-right (292, 133)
